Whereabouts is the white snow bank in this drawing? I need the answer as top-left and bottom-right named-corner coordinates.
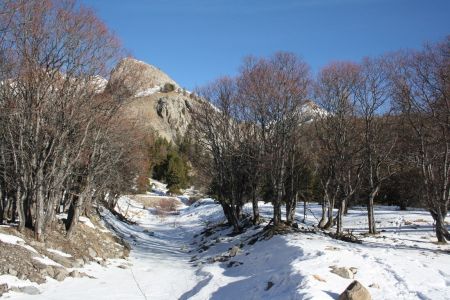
top-left (79, 216), bottom-right (95, 229)
top-left (0, 232), bottom-right (24, 245)
top-left (0, 232), bottom-right (38, 253)
top-left (47, 248), bottom-right (72, 258)
top-left (33, 256), bottom-right (63, 267)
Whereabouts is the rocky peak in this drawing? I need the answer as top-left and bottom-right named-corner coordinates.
top-left (107, 57), bottom-right (178, 97)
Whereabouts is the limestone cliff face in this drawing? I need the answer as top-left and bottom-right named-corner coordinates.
top-left (107, 57), bottom-right (178, 96)
top-left (108, 58), bottom-right (198, 143)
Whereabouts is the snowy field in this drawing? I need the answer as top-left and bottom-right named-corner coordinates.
top-left (1, 189), bottom-right (449, 300)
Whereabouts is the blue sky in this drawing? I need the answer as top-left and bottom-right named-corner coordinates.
top-left (81, 0), bottom-right (449, 90)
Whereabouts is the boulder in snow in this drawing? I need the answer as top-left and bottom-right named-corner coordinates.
top-left (88, 247), bottom-right (98, 258)
top-left (10, 286), bottom-right (41, 295)
top-left (339, 280), bottom-right (371, 300)
top-left (0, 283), bottom-right (8, 296)
top-left (229, 246), bottom-right (240, 257)
top-left (330, 266), bottom-right (356, 279)
top-left (53, 268), bottom-right (69, 281)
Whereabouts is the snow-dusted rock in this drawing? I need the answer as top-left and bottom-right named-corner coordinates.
top-left (339, 280), bottom-right (371, 300)
top-left (0, 283), bottom-right (8, 296)
top-left (10, 286), bottom-right (41, 295)
top-left (69, 270), bottom-right (83, 278)
top-left (54, 268), bottom-right (69, 282)
top-left (88, 247), bottom-right (98, 258)
top-left (330, 266), bottom-right (355, 279)
top-left (229, 246), bottom-right (240, 257)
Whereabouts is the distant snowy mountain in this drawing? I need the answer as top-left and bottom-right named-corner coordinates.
top-left (299, 100), bottom-right (329, 122)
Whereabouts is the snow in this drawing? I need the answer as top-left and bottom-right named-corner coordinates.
top-left (0, 275), bottom-right (40, 290)
top-left (79, 216), bottom-right (95, 229)
top-left (134, 86), bottom-right (161, 97)
top-left (55, 214), bottom-right (95, 229)
top-left (46, 249), bottom-right (72, 258)
top-left (2, 194), bottom-right (449, 299)
top-left (91, 75), bottom-right (108, 94)
top-left (0, 232), bottom-right (38, 254)
top-left (0, 232), bottom-right (24, 245)
top-left (32, 257), bottom-right (62, 267)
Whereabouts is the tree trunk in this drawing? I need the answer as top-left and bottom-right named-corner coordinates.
top-left (17, 188), bottom-right (26, 232)
top-left (0, 189), bottom-right (3, 224)
top-left (34, 184), bottom-right (45, 241)
top-left (367, 186), bottom-right (379, 234)
top-left (251, 189), bottom-right (260, 224)
top-left (10, 197), bottom-right (16, 223)
top-left (336, 199), bottom-right (346, 234)
top-left (44, 192), bottom-right (58, 231)
top-left (318, 195), bottom-right (329, 228)
top-left (66, 195), bottom-right (83, 238)
top-left (286, 193), bottom-right (297, 225)
top-left (323, 196), bottom-right (335, 229)
top-left (303, 196), bottom-right (307, 223)
top-left (273, 200), bottom-right (282, 226)
top-left (220, 201), bottom-right (241, 233)
top-left (432, 210), bottom-right (450, 243)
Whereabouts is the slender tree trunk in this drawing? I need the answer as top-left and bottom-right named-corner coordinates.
top-left (303, 195), bottom-right (307, 223)
top-left (35, 183), bottom-right (45, 241)
top-left (318, 194), bottom-right (329, 228)
top-left (324, 194), bottom-right (336, 229)
top-left (0, 189), bottom-right (3, 224)
top-left (10, 197), bottom-right (16, 223)
top-left (286, 193), bottom-right (298, 224)
top-left (251, 188), bottom-right (260, 224)
top-left (25, 194), bottom-right (33, 229)
top-left (336, 198), bottom-right (346, 234)
top-left (17, 187), bottom-right (26, 232)
top-left (367, 185), bottom-right (380, 234)
top-left (343, 198), bottom-right (349, 216)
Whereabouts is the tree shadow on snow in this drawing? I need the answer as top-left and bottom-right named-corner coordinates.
top-left (191, 236), bottom-right (306, 300)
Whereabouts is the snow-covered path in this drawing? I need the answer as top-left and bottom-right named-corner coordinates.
top-left (4, 194), bottom-right (450, 300)
top-left (5, 196), bottom-right (202, 300)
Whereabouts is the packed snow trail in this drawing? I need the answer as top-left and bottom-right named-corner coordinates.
top-left (3, 193), bottom-right (450, 300)
top-left (5, 196), bottom-right (202, 300)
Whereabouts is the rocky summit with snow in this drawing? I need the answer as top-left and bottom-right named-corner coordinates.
top-left (106, 57), bottom-right (202, 142)
top-left (1, 180), bottom-right (448, 299)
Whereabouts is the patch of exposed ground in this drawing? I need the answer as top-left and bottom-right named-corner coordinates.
top-left (0, 212), bottom-right (129, 296)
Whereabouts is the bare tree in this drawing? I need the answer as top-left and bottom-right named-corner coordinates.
top-left (238, 52), bottom-right (310, 226)
top-left (192, 77), bottom-right (245, 233)
top-left (314, 62), bottom-right (363, 234)
top-left (354, 57), bottom-right (396, 234)
top-left (0, 0), bottom-right (133, 240)
top-left (389, 38), bottom-right (450, 242)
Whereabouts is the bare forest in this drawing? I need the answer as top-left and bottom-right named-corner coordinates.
top-left (0, 0), bottom-right (150, 241)
top-left (0, 0), bottom-right (449, 247)
top-left (191, 39), bottom-right (450, 243)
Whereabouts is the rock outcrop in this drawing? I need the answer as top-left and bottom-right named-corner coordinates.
top-left (107, 57), bottom-right (177, 96)
top-left (107, 58), bottom-right (201, 142)
top-left (339, 280), bottom-right (372, 300)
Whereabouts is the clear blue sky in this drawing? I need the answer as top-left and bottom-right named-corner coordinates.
top-left (81, 0), bottom-right (449, 90)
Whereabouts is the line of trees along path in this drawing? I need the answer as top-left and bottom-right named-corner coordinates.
top-left (192, 37), bottom-right (450, 243)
